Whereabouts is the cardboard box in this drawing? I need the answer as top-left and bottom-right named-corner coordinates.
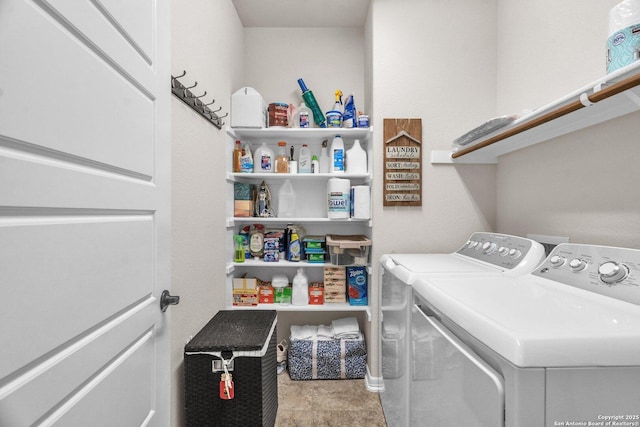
top-left (324, 266), bottom-right (346, 279)
top-left (308, 282), bottom-right (324, 305)
top-left (234, 200), bottom-right (254, 217)
top-left (258, 284), bottom-right (274, 304)
top-left (346, 266), bottom-right (367, 306)
top-left (233, 278), bottom-right (258, 306)
top-left (324, 291), bottom-right (346, 303)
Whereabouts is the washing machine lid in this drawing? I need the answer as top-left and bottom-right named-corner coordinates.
top-left (380, 253), bottom-right (500, 285)
top-left (413, 275), bottom-right (640, 367)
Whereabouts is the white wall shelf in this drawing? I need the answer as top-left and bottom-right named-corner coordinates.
top-left (225, 126), bottom-right (374, 315)
top-left (431, 62), bottom-right (640, 164)
top-left (228, 303), bottom-right (372, 321)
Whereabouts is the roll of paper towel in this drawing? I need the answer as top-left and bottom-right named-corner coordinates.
top-left (350, 186), bottom-right (370, 220)
top-left (607, 0), bottom-right (640, 73)
top-left (327, 178), bottom-right (351, 219)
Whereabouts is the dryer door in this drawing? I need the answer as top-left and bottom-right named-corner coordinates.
top-left (412, 304), bottom-right (505, 426)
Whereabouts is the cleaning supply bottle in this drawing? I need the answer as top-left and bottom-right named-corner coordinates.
top-left (311, 155), bottom-right (320, 174)
top-left (249, 224), bottom-right (265, 258)
top-left (330, 135), bottom-right (345, 173)
top-left (291, 268), bottom-right (309, 306)
top-left (342, 93), bottom-right (356, 128)
top-left (287, 228), bottom-right (301, 262)
top-left (346, 139), bottom-right (367, 174)
top-left (277, 179), bottom-right (296, 218)
top-left (240, 143), bottom-right (253, 173)
top-left (298, 144), bottom-right (312, 173)
top-left (333, 90), bottom-right (344, 113)
top-left (233, 140), bottom-right (242, 172)
top-left (254, 142), bottom-right (274, 173)
top-left (297, 102), bottom-right (312, 128)
top-left (233, 235), bottom-right (245, 262)
top-left (275, 141), bottom-right (290, 173)
top-left (319, 139), bottom-right (330, 173)
top-left (297, 78), bottom-right (326, 127)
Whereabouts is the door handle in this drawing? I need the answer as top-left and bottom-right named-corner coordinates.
top-left (160, 290), bottom-right (180, 312)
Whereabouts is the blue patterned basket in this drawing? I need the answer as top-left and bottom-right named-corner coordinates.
top-left (288, 337), bottom-right (367, 380)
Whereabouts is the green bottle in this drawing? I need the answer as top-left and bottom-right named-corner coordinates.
top-left (297, 78), bottom-right (326, 128)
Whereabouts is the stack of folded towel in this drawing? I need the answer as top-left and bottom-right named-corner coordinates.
top-left (290, 317), bottom-right (362, 341)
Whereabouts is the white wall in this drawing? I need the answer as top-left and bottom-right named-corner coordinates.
top-left (369, 0), bottom-right (499, 255)
top-left (497, 0), bottom-right (619, 114)
top-left (495, 0), bottom-right (640, 249)
top-left (170, 1), bottom-right (243, 425)
top-left (367, 0), bottom-right (499, 379)
top-left (242, 27), bottom-right (366, 117)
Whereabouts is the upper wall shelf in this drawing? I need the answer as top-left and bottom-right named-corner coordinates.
top-left (431, 62), bottom-right (640, 164)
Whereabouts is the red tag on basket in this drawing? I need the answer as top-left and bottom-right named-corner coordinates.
top-left (219, 373), bottom-right (234, 400)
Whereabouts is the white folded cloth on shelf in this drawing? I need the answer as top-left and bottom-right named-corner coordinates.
top-left (290, 325), bottom-right (318, 340)
top-left (331, 317), bottom-right (361, 339)
top-left (290, 319), bottom-right (364, 341)
top-left (317, 325), bottom-right (333, 338)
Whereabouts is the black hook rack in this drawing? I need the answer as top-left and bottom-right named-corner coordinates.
top-left (171, 71), bottom-right (227, 129)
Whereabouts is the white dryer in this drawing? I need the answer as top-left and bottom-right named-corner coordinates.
top-left (412, 243), bottom-right (640, 426)
top-left (379, 232), bottom-right (545, 427)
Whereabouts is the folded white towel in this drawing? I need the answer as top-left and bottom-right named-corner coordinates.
top-left (290, 325), bottom-right (318, 340)
top-left (331, 317), bottom-right (361, 339)
top-left (317, 325), bottom-right (333, 338)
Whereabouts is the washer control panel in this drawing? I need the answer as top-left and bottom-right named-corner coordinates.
top-left (533, 243), bottom-right (640, 306)
top-left (456, 232), bottom-right (545, 274)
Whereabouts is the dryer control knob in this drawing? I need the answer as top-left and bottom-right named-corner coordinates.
top-left (550, 255), bottom-right (567, 268)
top-left (509, 248), bottom-right (522, 259)
top-left (569, 258), bottom-right (588, 272)
top-left (598, 261), bottom-right (629, 284)
top-left (498, 246), bottom-right (509, 256)
top-left (482, 242), bottom-right (498, 255)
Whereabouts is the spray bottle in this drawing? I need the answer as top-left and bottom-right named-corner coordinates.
top-left (297, 78), bottom-right (326, 128)
top-left (233, 235), bottom-right (245, 263)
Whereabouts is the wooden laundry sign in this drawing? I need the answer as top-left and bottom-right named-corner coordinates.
top-left (383, 118), bottom-right (422, 206)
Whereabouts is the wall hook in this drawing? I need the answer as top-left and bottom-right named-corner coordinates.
top-left (170, 71), bottom-right (225, 130)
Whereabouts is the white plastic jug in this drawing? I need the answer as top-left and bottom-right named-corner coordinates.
top-left (278, 179), bottom-right (296, 218)
top-left (291, 268), bottom-right (309, 306)
top-left (254, 142), bottom-right (274, 173)
top-left (346, 139), bottom-right (367, 174)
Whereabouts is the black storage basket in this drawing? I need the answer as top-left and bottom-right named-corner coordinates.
top-left (184, 310), bottom-right (278, 427)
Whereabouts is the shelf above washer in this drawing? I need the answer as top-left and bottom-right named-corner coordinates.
top-left (431, 62), bottom-right (640, 164)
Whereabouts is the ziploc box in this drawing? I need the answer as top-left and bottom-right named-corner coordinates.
top-left (346, 266), bottom-right (367, 306)
top-left (232, 277), bottom-right (258, 306)
top-left (231, 87), bottom-right (267, 128)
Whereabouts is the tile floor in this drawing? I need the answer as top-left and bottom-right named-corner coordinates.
top-left (275, 371), bottom-right (387, 426)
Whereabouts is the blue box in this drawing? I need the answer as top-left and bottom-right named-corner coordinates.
top-left (346, 266), bottom-right (367, 306)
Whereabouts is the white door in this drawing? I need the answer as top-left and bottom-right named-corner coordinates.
top-left (0, 1), bottom-right (171, 426)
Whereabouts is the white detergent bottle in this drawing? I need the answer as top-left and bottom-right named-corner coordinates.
top-left (298, 144), bottom-right (312, 173)
top-left (297, 102), bottom-right (312, 128)
top-left (330, 135), bottom-right (345, 173)
top-left (346, 139), bottom-right (367, 174)
top-left (254, 142), bottom-right (274, 173)
top-left (291, 268), bottom-right (309, 306)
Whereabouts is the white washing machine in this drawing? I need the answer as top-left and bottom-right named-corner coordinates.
top-left (412, 243), bottom-right (640, 426)
top-left (379, 232), bottom-right (546, 427)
